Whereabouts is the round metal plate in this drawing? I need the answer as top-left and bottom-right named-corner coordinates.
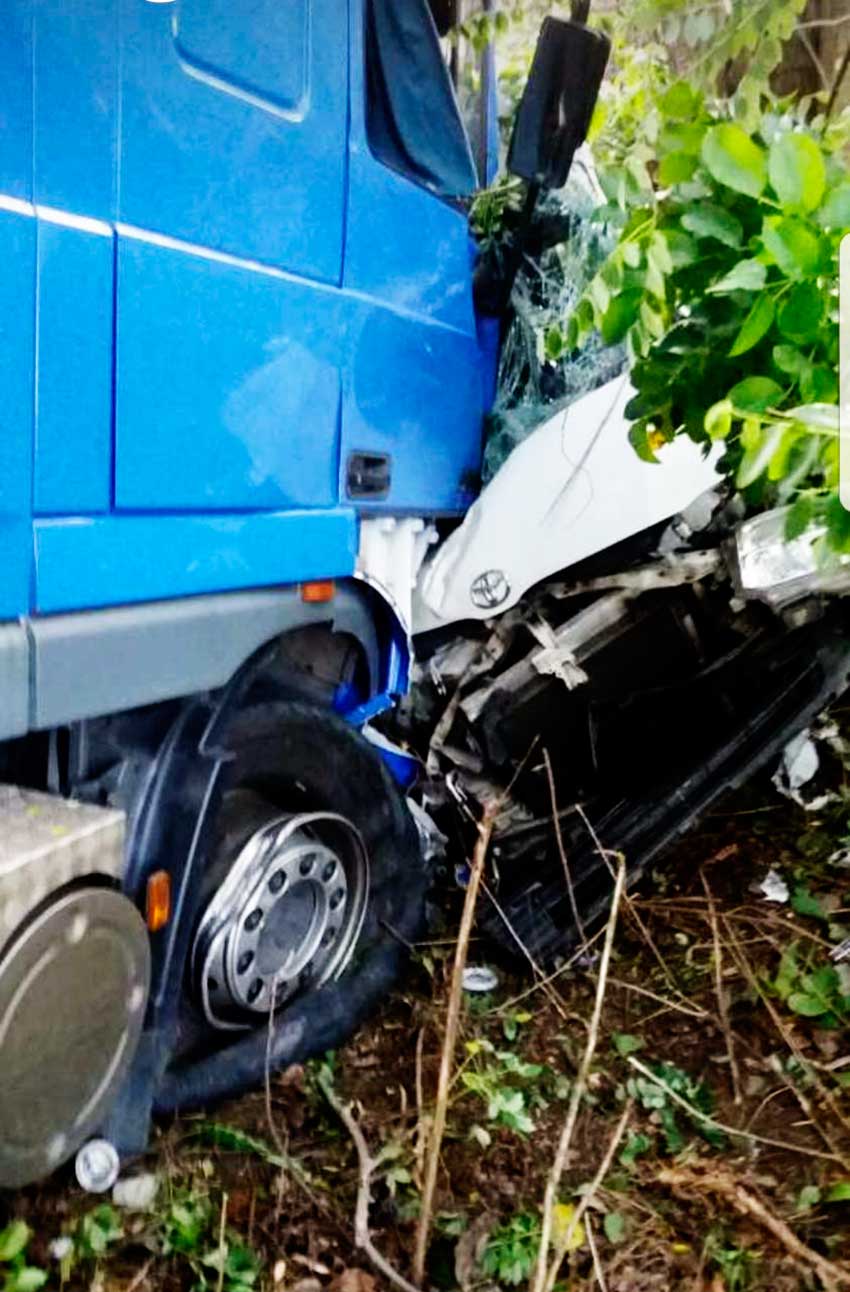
top-left (194, 810), bottom-right (369, 1029)
top-left (0, 886), bottom-right (150, 1188)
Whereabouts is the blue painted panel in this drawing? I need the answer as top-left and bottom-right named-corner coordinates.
top-left (33, 0), bottom-right (117, 218)
top-left (0, 209), bottom-right (35, 617)
top-left (116, 236), bottom-right (341, 511)
top-left (34, 509), bottom-right (358, 614)
top-left (35, 220), bottom-right (113, 514)
top-left (345, 3), bottom-right (477, 335)
top-left (176, 0), bottom-right (306, 114)
top-left (119, 0), bottom-right (346, 284)
top-left (343, 305), bottom-right (483, 513)
top-left (0, 2), bottom-right (32, 199)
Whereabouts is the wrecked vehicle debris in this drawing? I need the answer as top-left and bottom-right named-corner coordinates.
top-left (393, 386), bottom-right (850, 966)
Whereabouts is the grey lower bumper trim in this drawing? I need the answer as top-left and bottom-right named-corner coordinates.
top-left (0, 626), bottom-right (29, 742)
top-left (21, 585), bottom-right (379, 731)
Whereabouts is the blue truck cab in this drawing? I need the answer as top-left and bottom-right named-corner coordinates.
top-left (0, 1), bottom-right (608, 1188)
top-left (2, 0), bottom-right (489, 629)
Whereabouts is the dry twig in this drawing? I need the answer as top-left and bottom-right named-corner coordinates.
top-left (320, 1074), bottom-right (422, 1292)
top-left (546, 1099), bottom-right (633, 1280)
top-left (658, 1165), bottom-right (850, 1291)
top-left (532, 856), bottom-right (627, 1292)
top-left (701, 871), bottom-right (742, 1103)
top-left (626, 1056), bottom-right (843, 1163)
top-left (543, 747), bottom-right (586, 947)
top-left (412, 800), bottom-right (500, 1285)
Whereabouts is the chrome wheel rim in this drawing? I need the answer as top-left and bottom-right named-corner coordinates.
top-left (193, 803), bottom-right (369, 1030)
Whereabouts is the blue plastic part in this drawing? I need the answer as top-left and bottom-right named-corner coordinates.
top-left (33, 509), bottom-right (358, 615)
top-left (361, 727), bottom-right (420, 790)
top-left (0, 208), bottom-right (36, 620)
top-left (35, 220), bottom-right (113, 514)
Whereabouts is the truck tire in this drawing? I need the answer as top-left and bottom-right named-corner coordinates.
top-left (156, 700), bottom-right (425, 1109)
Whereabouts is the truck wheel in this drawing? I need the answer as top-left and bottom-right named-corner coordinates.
top-left (161, 700), bottom-right (425, 1107)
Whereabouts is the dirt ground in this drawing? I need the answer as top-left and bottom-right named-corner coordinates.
top-left (7, 725), bottom-right (850, 1292)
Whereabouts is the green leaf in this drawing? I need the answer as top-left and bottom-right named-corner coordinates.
top-left (825, 492), bottom-right (850, 552)
top-left (659, 152), bottom-right (698, 186)
top-left (825, 1181), bottom-right (850, 1203)
top-left (702, 124), bottom-right (767, 198)
top-left (603, 1212), bottom-right (627, 1244)
top-left (769, 133), bottom-right (826, 212)
top-left (787, 403), bottom-right (839, 429)
top-left (729, 376), bottom-right (783, 413)
top-left (817, 181), bottom-right (850, 229)
top-left (629, 421), bottom-right (661, 464)
top-left (773, 343), bottom-right (808, 376)
top-left (778, 281), bottom-right (823, 343)
top-left (786, 494), bottom-right (815, 539)
top-left (0, 1224), bottom-right (30, 1264)
top-left (619, 1132), bottom-right (651, 1168)
top-left (544, 325), bottom-right (567, 362)
top-left (664, 229), bottom-right (699, 268)
top-left (762, 216), bottom-right (822, 278)
top-left (659, 81), bottom-right (701, 121)
top-left (729, 294), bottom-right (775, 356)
top-left (649, 231), bottom-right (674, 275)
top-left (659, 122), bottom-right (707, 156)
top-left (600, 292), bottom-right (642, 344)
top-left (797, 1184), bottom-right (822, 1211)
top-left (736, 422), bottom-right (786, 488)
top-left (612, 1032), bottom-right (645, 1057)
top-left (788, 991), bottom-right (831, 1017)
top-left (4, 1270), bottom-right (48, 1292)
top-left (708, 259), bottom-right (767, 294)
top-left (681, 202), bottom-right (743, 248)
top-left (791, 886), bottom-right (828, 922)
top-left (705, 398), bottom-right (733, 439)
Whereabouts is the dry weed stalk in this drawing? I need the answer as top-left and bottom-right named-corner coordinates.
top-left (626, 1055), bottom-right (843, 1163)
top-left (320, 1075), bottom-right (422, 1292)
top-left (658, 1164), bottom-right (850, 1291)
top-left (701, 871), bottom-right (742, 1103)
top-left (532, 855), bottom-right (627, 1292)
top-left (412, 799), bottom-right (500, 1286)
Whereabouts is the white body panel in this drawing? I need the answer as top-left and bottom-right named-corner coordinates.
top-left (414, 375), bottom-right (723, 632)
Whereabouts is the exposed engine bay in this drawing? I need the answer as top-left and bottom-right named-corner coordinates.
top-left (395, 498), bottom-right (850, 967)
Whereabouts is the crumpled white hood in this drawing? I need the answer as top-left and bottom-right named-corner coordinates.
top-left (414, 375), bottom-right (722, 633)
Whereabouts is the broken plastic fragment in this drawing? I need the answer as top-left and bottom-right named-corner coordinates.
top-left (772, 729), bottom-right (832, 810)
top-left (758, 868), bottom-right (790, 905)
top-left (113, 1172), bottom-right (160, 1211)
top-left (462, 965), bottom-right (500, 993)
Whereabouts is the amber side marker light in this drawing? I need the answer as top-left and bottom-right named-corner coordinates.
top-left (301, 579), bottom-right (336, 604)
top-left (146, 870), bottom-right (171, 932)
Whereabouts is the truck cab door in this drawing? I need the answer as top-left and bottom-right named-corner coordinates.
top-left (115, 0), bottom-right (348, 513)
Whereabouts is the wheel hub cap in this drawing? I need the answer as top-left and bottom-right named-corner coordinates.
top-left (193, 812), bottom-right (368, 1029)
